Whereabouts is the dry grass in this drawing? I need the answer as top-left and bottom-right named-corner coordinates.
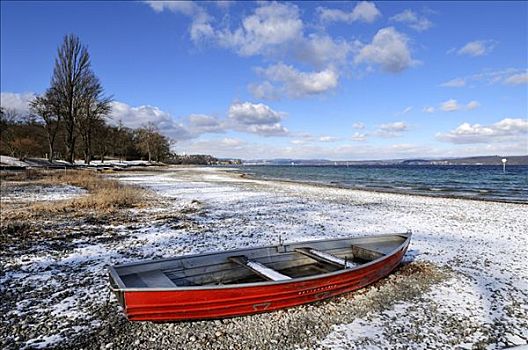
top-left (2, 169), bottom-right (151, 220)
top-left (0, 168), bottom-right (50, 182)
top-left (34, 170), bottom-right (150, 212)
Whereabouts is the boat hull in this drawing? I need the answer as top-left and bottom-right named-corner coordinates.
top-left (119, 239), bottom-right (409, 321)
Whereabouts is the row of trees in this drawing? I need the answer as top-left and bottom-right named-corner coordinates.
top-left (1, 108), bottom-right (171, 163)
top-left (1, 34), bottom-right (171, 164)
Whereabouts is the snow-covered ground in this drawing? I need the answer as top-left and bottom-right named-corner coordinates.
top-left (0, 155), bottom-right (153, 168)
top-left (1, 184), bottom-right (87, 203)
top-left (1, 167), bottom-right (526, 349)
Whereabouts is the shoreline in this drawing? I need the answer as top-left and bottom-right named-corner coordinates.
top-left (222, 168), bottom-right (528, 205)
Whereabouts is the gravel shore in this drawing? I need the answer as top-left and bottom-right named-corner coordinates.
top-left (1, 166), bottom-right (526, 349)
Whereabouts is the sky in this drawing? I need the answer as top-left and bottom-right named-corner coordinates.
top-left (1, 1), bottom-right (527, 160)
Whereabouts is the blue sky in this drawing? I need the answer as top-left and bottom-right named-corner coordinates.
top-left (1, 1), bottom-right (527, 160)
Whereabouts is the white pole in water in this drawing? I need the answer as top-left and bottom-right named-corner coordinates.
top-left (502, 158), bottom-right (507, 173)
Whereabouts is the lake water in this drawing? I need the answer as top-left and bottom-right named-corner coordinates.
top-left (236, 165), bottom-right (528, 203)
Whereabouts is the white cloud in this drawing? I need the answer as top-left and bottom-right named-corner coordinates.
top-left (466, 101), bottom-right (480, 111)
top-left (440, 99), bottom-right (460, 112)
top-left (219, 137), bottom-right (244, 147)
top-left (457, 40), bottom-right (497, 57)
top-left (187, 114), bottom-right (224, 134)
top-left (146, 1), bottom-right (196, 15)
top-left (504, 73), bottom-right (528, 85)
top-left (296, 34), bottom-right (355, 68)
top-left (228, 101), bottom-right (282, 125)
top-left (216, 3), bottom-right (355, 70)
top-left (422, 106), bottom-right (435, 113)
top-left (441, 68), bottom-right (527, 88)
top-left (0, 92), bottom-right (36, 114)
top-left (115, 100), bottom-right (292, 139)
top-left (318, 1), bottom-right (381, 24)
top-left (440, 78), bottom-right (466, 88)
top-left (380, 121), bottom-right (407, 131)
top-left (396, 106), bottom-right (413, 115)
top-left (227, 101), bottom-right (288, 136)
top-left (251, 63), bottom-right (339, 99)
top-left (247, 81), bottom-right (278, 100)
top-left (374, 121), bottom-right (408, 137)
top-left (110, 101), bottom-right (193, 140)
top-left (390, 9), bottom-right (432, 31)
top-left (436, 118), bottom-right (528, 144)
top-left (217, 2), bottom-right (303, 57)
top-left (319, 136), bottom-right (339, 142)
top-left (352, 122), bottom-right (365, 129)
top-left (438, 99), bottom-right (479, 112)
top-left (145, 1), bottom-right (213, 42)
top-left (355, 27), bottom-right (416, 73)
top-left (351, 132), bottom-right (367, 141)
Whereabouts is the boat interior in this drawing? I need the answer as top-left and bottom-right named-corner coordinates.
top-left (110, 234), bottom-right (409, 289)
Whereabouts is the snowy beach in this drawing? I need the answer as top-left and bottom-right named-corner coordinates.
top-left (1, 166), bottom-right (527, 349)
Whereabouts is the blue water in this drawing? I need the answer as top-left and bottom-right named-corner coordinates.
top-left (237, 165), bottom-right (528, 203)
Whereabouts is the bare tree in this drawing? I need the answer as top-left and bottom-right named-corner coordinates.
top-left (151, 133), bottom-right (171, 162)
top-left (49, 34), bottom-right (93, 164)
top-left (136, 123), bottom-right (158, 162)
top-left (135, 123), bottom-right (172, 162)
top-left (111, 121), bottom-right (130, 162)
top-left (29, 91), bottom-right (62, 161)
top-left (77, 74), bottom-right (112, 164)
top-left (0, 108), bottom-right (18, 157)
top-left (0, 108), bottom-right (47, 159)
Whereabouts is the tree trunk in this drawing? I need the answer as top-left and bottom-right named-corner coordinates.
top-left (47, 129), bottom-right (54, 162)
top-left (66, 135), bottom-right (76, 164)
top-left (86, 130), bottom-right (92, 164)
top-left (48, 142), bottom-right (54, 162)
top-left (83, 135), bottom-right (90, 164)
top-left (65, 123), bottom-right (76, 164)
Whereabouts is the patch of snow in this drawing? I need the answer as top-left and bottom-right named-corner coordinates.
top-left (319, 276), bottom-right (499, 349)
top-left (0, 155), bottom-right (28, 167)
top-left (1, 184), bottom-right (87, 203)
top-left (22, 334), bottom-right (64, 349)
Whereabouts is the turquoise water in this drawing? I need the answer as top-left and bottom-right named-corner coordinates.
top-left (237, 165), bottom-right (528, 203)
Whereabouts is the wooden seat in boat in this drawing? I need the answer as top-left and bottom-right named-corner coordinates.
top-left (295, 248), bottom-right (356, 268)
top-left (228, 256), bottom-right (291, 281)
top-left (351, 245), bottom-right (385, 261)
top-left (137, 270), bottom-right (177, 288)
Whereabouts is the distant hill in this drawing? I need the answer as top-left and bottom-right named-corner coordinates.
top-left (402, 155), bottom-right (528, 166)
top-left (243, 155), bottom-right (528, 166)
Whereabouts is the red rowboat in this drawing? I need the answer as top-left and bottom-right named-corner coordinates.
top-left (108, 232), bottom-right (411, 321)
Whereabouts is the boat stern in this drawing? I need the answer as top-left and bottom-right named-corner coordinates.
top-left (108, 267), bottom-right (126, 309)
